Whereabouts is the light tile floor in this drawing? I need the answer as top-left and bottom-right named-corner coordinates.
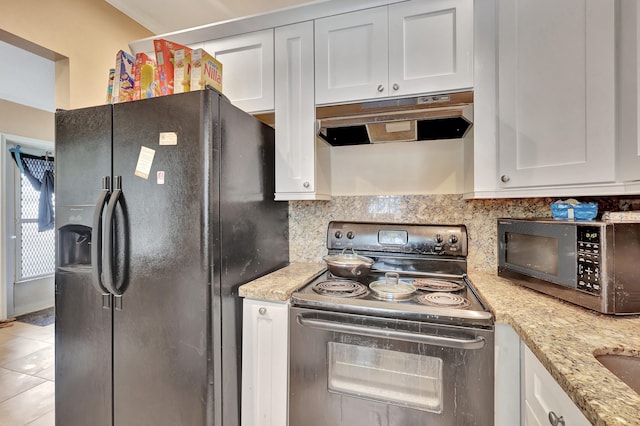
top-left (0, 321), bottom-right (54, 426)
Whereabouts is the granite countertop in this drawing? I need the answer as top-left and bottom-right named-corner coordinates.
top-left (239, 263), bottom-right (640, 425)
top-left (238, 262), bottom-right (326, 301)
top-left (469, 272), bottom-right (640, 426)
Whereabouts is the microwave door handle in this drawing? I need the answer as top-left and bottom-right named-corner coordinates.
top-left (296, 315), bottom-right (486, 350)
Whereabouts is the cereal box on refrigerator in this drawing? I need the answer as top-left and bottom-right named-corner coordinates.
top-left (133, 52), bottom-right (161, 100)
top-left (173, 48), bottom-right (191, 94)
top-left (190, 48), bottom-right (222, 93)
top-left (105, 68), bottom-right (115, 104)
top-left (112, 50), bottom-right (136, 103)
top-left (153, 39), bottom-right (192, 96)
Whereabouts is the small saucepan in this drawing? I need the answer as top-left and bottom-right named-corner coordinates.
top-left (369, 272), bottom-right (417, 301)
top-left (323, 248), bottom-right (374, 278)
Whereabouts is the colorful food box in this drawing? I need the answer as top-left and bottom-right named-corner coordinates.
top-left (153, 39), bottom-right (192, 95)
top-left (190, 48), bottom-right (223, 93)
top-left (105, 68), bottom-right (115, 104)
top-left (112, 50), bottom-right (136, 103)
top-left (173, 48), bottom-right (191, 94)
top-left (133, 52), bottom-right (161, 100)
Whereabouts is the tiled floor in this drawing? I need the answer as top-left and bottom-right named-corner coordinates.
top-left (0, 321), bottom-right (54, 426)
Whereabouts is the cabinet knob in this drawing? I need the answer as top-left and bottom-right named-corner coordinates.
top-left (548, 411), bottom-right (565, 426)
top-left (377, 84), bottom-right (384, 92)
top-left (303, 181), bottom-right (310, 188)
top-left (500, 175), bottom-right (510, 183)
top-left (392, 83), bottom-right (399, 91)
top-left (258, 307), bottom-right (267, 315)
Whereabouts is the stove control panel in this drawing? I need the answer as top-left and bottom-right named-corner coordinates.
top-left (327, 221), bottom-right (467, 257)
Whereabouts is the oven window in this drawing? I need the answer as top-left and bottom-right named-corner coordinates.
top-left (506, 232), bottom-right (558, 275)
top-left (327, 342), bottom-right (443, 413)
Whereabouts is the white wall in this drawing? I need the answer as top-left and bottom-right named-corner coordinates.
top-left (0, 41), bottom-right (55, 112)
top-left (330, 139), bottom-right (465, 195)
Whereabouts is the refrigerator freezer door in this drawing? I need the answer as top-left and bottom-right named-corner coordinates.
top-left (55, 105), bottom-right (114, 426)
top-left (111, 91), bottom-right (214, 425)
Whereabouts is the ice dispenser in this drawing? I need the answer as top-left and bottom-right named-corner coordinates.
top-left (57, 205), bottom-right (93, 272)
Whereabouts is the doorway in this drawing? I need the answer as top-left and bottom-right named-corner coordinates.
top-left (1, 134), bottom-right (55, 318)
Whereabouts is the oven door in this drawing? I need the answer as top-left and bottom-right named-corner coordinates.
top-left (289, 307), bottom-right (494, 426)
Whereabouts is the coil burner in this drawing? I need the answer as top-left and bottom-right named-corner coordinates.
top-left (415, 292), bottom-right (472, 309)
top-left (312, 280), bottom-right (370, 298)
top-left (412, 278), bottom-right (465, 292)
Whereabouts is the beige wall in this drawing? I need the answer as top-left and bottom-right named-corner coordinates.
top-left (0, 0), bottom-right (153, 110)
top-left (0, 100), bottom-right (55, 141)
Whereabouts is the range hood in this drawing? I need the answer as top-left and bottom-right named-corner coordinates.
top-left (317, 91), bottom-right (473, 146)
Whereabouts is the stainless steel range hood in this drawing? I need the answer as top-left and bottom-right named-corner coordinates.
top-left (316, 91), bottom-right (473, 146)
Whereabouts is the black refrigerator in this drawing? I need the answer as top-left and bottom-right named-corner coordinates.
top-left (54, 88), bottom-right (289, 426)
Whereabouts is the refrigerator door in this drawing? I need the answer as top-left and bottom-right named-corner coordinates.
top-left (110, 91), bottom-right (214, 425)
top-left (55, 105), bottom-right (114, 426)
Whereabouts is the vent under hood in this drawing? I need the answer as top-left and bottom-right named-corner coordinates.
top-left (317, 91), bottom-right (473, 146)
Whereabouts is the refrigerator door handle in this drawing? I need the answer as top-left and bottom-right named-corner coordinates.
top-left (91, 176), bottom-right (111, 295)
top-left (103, 176), bottom-right (124, 296)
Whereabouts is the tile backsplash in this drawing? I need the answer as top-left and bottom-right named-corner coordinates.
top-left (288, 195), bottom-right (638, 272)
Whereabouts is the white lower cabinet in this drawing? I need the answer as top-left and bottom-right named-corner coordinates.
top-left (522, 343), bottom-right (590, 426)
top-left (241, 299), bottom-right (289, 426)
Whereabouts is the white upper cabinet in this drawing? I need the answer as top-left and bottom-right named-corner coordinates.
top-left (315, 0), bottom-right (473, 105)
top-left (620, 0), bottom-right (640, 184)
top-left (203, 29), bottom-right (274, 113)
top-left (314, 7), bottom-right (388, 104)
top-left (496, 0), bottom-right (615, 189)
top-left (388, 0), bottom-right (473, 97)
top-left (274, 21), bottom-right (331, 200)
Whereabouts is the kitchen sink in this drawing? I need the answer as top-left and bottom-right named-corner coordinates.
top-left (595, 353), bottom-right (640, 394)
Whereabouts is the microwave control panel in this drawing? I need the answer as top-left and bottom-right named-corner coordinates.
top-left (576, 226), bottom-right (601, 294)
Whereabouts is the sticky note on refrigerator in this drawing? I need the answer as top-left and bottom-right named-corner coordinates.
top-left (134, 146), bottom-right (155, 179)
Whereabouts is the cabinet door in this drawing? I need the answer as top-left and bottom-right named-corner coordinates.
top-left (204, 29), bottom-right (274, 113)
top-left (620, 0), bottom-right (640, 183)
top-left (275, 21), bottom-right (331, 200)
top-left (241, 299), bottom-right (289, 426)
top-left (497, 0), bottom-right (615, 188)
top-left (388, 0), bottom-right (473, 97)
top-left (315, 7), bottom-right (388, 104)
top-left (522, 344), bottom-right (591, 426)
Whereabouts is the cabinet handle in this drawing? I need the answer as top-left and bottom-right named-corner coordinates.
top-left (548, 411), bottom-right (565, 426)
top-left (392, 83), bottom-right (399, 91)
top-left (500, 175), bottom-right (510, 183)
top-left (377, 84), bottom-right (384, 92)
top-left (303, 181), bottom-right (310, 188)
top-left (259, 307), bottom-right (267, 315)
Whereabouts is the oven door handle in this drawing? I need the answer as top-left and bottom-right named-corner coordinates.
top-left (296, 315), bottom-right (486, 350)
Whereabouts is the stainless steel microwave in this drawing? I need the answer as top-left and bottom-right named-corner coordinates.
top-left (497, 218), bottom-right (640, 315)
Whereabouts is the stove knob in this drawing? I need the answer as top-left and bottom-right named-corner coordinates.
top-left (449, 234), bottom-right (459, 244)
top-left (334, 231), bottom-right (343, 239)
top-left (346, 231), bottom-right (355, 240)
top-left (435, 234), bottom-right (443, 244)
